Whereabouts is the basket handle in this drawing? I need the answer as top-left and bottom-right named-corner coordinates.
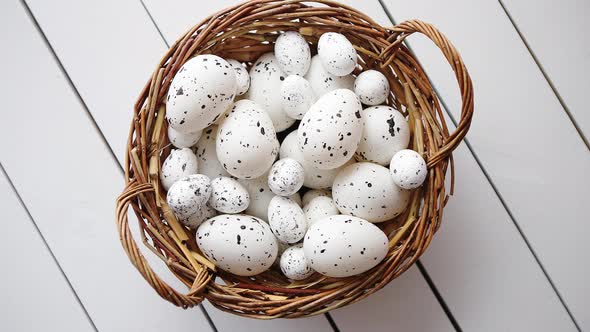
top-left (390, 20), bottom-right (474, 166)
top-left (116, 181), bottom-right (203, 308)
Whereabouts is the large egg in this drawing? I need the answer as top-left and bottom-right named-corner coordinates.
top-left (216, 100), bottom-right (279, 179)
top-left (166, 174), bottom-right (211, 219)
top-left (333, 162), bottom-right (410, 223)
top-left (304, 215), bottom-right (388, 277)
top-left (196, 214), bottom-right (278, 276)
top-left (192, 126), bottom-right (229, 179)
top-left (245, 53), bottom-right (296, 132)
top-left (317, 32), bottom-right (357, 76)
top-left (160, 148), bottom-right (199, 191)
top-left (166, 55), bottom-right (237, 133)
top-left (274, 31), bottom-right (311, 76)
top-left (355, 105), bottom-right (410, 165)
top-left (297, 89), bottom-right (363, 169)
top-left (305, 55), bottom-right (354, 97)
top-left (268, 196), bottom-right (307, 244)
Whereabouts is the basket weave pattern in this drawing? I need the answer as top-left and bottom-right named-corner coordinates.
top-left (116, 0), bottom-right (473, 318)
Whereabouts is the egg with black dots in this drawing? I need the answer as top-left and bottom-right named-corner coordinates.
top-left (268, 196), bottom-right (307, 244)
top-left (280, 244), bottom-right (315, 280)
top-left (390, 149), bottom-right (428, 189)
top-left (209, 176), bottom-right (250, 214)
top-left (226, 59), bottom-right (250, 96)
top-left (268, 158), bottom-right (305, 196)
top-left (192, 125), bottom-right (230, 180)
top-left (168, 125), bottom-right (202, 149)
top-left (274, 31), bottom-right (311, 76)
top-left (305, 55), bottom-right (355, 97)
top-left (354, 70), bottom-right (390, 106)
top-left (317, 32), bottom-right (358, 76)
top-left (281, 75), bottom-right (316, 120)
top-left (303, 196), bottom-right (339, 227)
top-left (179, 202), bottom-right (217, 229)
top-left (160, 148), bottom-right (199, 191)
top-left (166, 174), bottom-right (211, 219)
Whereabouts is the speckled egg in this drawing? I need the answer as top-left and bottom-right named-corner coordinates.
top-left (192, 126), bottom-right (230, 179)
top-left (238, 173), bottom-right (279, 221)
top-left (281, 75), bottom-right (316, 120)
top-left (226, 59), bottom-right (250, 96)
top-left (268, 196), bottom-right (307, 244)
top-left (196, 214), bottom-right (278, 276)
top-left (275, 31), bottom-right (311, 76)
top-left (168, 126), bottom-right (202, 149)
top-left (390, 149), bottom-right (427, 189)
top-left (355, 105), bottom-right (410, 165)
top-left (280, 130), bottom-right (343, 189)
top-left (305, 55), bottom-right (354, 97)
top-left (166, 55), bottom-right (237, 133)
top-left (304, 215), bottom-right (388, 277)
top-left (303, 196), bottom-right (339, 226)
top-left (280, 244), bottom-right (315, 280)
top-left (354, 70), bottom-right (390, 105)
top-left (166, 174), bottom-right (211, 219)
top-left (268, 158), bottom-right (305, 196)
top-left (333, 162), bottom-right (410, 223)
top-left (217, 99), bottom-right (279, 179)
top-left (317, 32), bottom-right (357, 76)
top-left (209, 176), bottom-right (250, 213)
top-left (302, 189), bottom-right (332, 206)
top-left (160, 148), bottom-right (199, 191)
top-left (179, 203), bottom-right (217, 229)
top-left (273, 240), bottom-right (291, 266)
top-left (298, 89), bottom-right (364, 169)
top-left (245, 53), bottom-right (295, 132)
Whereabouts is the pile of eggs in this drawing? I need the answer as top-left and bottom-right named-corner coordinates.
top-left (162, 31), bottom-right (427, 280)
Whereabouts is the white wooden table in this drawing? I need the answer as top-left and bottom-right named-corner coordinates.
top-left (1, 0), bottom-right (588, 331)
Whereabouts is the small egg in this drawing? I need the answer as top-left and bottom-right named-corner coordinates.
top-left (317, 32), bottom-right (357, 76)
top-left (226, 59), bottom-right (250, 96)
top-left (192, 126), bottom-right (229, 179)
top-left (179, 203), bottom-right (217, 229)
top-left (280, 244), bottom-right (315, 280)
top-left (390, 149), bottom-right (427, 189)
top-left (302, 189), bottom-right (332, 206)
top-left (216, 99), bottom-right (280, 179)
top-left (355, 105), bottom-right (410, 165)
top-left (274, 31), bottom-right (311, 76)
top-left (168, 126), bottom-right (202, 148)
top-left (209, 177), bottom-right (250, 213)
top-left (238, 173), bottom-right (274, 221)
top-left (160, 148), bottom-right (199, 191)
top-left (268, 158), bottom-right (305, 196)
top-left (166, 55), bottom-right (237, 133)
top-left (268, 196), bottom-right (307, 243)
top-left (354, 70), bottom-right (390, 105)
top-left (246, 53), bottom-right (296, 132)
top-left (332, 162), bottom-right (410, 223)
top-left (303, 196), bottom-right (339, 226)
top-left (166, 174), bottom-right (212, 219)
top-left (281, 75), bottom-right (316, 120)
top-left (273, 240), bottom-right (291, 266)
top-left (305, 55), bottom-right (354, 97)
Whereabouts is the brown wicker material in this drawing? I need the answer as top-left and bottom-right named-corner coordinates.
top-left (115, 0), bottom-right (473, 318)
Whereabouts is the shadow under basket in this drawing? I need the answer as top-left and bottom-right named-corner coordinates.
top-left (115, 0), bottom-right (473, 319)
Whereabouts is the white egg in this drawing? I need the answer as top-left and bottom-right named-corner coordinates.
top-left (217, 99), bottom-right (279, 179)
top-left (209, 176), bottom-right (250, 213)
top-left (390, 149), bottom-right (428, 189)
top-left (280, 130), bottom-right (346, 189)
top-left (168, 126), bottom-right (202, 148)
top-left (302, 189), bottom-right (332, 206)
top-left (274, 31), bottom-right (311, 76)
top-left (354, 70), bottom-right (390, 105)
top-left (355, 105), bottom-right (410, 165)
top-left (281, 75), bottom-right (316, 120)
top-left (192, 126), bottom-right (230, 179)
top-left (166, 55), bottom-right (237, 133)
top-left (268, 158), bottom-right (305, 196)
top-left (317, 32), bottom-right (357, 76)
top-left (160, 148), bottom-right (199, 191)
top-left (245, 53), bottom-right (296, 132)
top-left (166, 174), bottom-right (211, 219)
top-left (298, 89), bottom-right (364, 169)
top-left (305, 55), bottom-right (354, 97)
top-left (226, 59), bottom-right (250, 96)
top-left (179, 203), bottom-right (217, 229)
top-left (238, 173), bottom-right (274, 221)
top-left (303, 196), bottom-right (339, 227)
top-left (280, 244), bottom-right (315, 280)
top-left (303, 215), bottom-right (388, 277)
top-left (196, 214), bottom-right (278, 276)
top-left (333, 162), bottom-right (410, 223)
top-left (273, 240), bottom-right (291, 266)
top-left (268, 196), bottom-right (307, 244)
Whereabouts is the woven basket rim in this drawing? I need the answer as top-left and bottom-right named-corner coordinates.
top-left (116, 0), bottom-right (473, 319)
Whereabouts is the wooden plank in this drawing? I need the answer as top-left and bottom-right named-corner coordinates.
top-left (381, 0), bottom-right (590, 329)
top-left (0, 169), bottom-right (95, 332)
top-left (502, 0), bottom-right (590, 142)
top-left (0, 1), bottom-right (215, 331)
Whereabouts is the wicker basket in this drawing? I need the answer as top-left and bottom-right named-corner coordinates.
top-left (116, 0), bottom-right (473, 319)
